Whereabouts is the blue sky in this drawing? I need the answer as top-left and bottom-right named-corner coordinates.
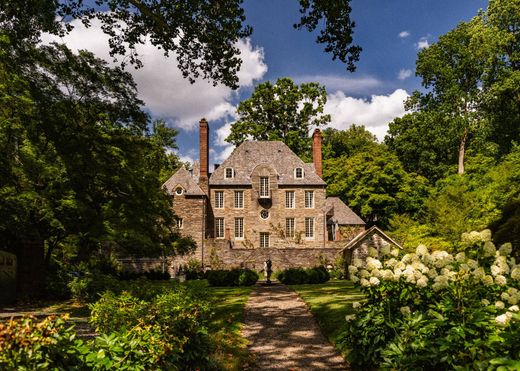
top-left (45, 0), bottom-right (488, 167)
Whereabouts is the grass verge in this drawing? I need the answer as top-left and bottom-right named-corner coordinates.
top-left (290, 280), bottom-right (364, 353)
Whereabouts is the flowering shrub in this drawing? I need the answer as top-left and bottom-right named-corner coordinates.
top-left (338, 230), bottom-right (520, 369)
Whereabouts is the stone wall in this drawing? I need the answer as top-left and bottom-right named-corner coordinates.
top-left (346, 233), bottom-right (394, 265)
top-left (171, 194), bottom-right (205, 260)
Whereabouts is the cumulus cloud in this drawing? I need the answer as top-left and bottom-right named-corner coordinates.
top-left (295, 74), bottom-right (381, 95)
top-left (324, 89), bottom-right (409, 141)
top-left (397, 69), bottom-right (413, 80)
top-left (41, 18), bottom-right (267, 130)
top-left (416, 36), bottom-right (430, 49)
top-left (398, 31), bottom-right (410, 38)
top-left (213, 122), bottom-right (236, 164)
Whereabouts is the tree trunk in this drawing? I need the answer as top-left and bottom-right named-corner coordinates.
top-left (458, 128), bottom-right (468, 175)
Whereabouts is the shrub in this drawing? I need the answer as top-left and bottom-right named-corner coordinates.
top-left (68, 273), bottom-right (122, 302)
top-left (206, 268), bottom-right (258, 286)
top-left (339, 230), bottom-right (520, 369)
top-left (0, 315), bottom-right (86, 370)
top-left (185, 259), bottom-right (205, 280)
top-left (277, 266), bottom-right (330, 285)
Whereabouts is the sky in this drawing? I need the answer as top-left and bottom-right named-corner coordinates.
top-left (44, 0), bottom-right (489, 168)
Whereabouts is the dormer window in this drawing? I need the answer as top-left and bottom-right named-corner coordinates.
top-left (225, 167), bottom-right (234, 179)
top-left (295, 167), bottom-right (304, 179)
top-left (175, 187), bottom-right (184, 195)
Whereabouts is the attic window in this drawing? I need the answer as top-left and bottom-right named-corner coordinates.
top-left (225, 167), bottom-right (234, 179)
top-left (295, 168), bottom-right (304, 179)
top-left (175, 187), bottom-right (184, 195)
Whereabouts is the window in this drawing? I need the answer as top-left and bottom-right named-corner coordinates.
top-left (175, 218), bottom-right (183, 229)
top-left (260, 209), bottom-right (269, 220)
top-left (259, 176), bottom-right (269, 198)
top-left (215, 191), bottom-right (224, 209)
top-left (225, 167), bottom-right (234, 179)
top-left (295, 167), bottom-right (304, 179)
top-left (285, 218), bottom-right (295, 238)
top-left (175, 187), bottom-right (183, 195)
top-left (234, 217), bottom-right (244, 239)
top-left (285, 191), bottom-right (295, 209)
top-left (215, 218), bottom-right (225, 238)
top-left (260, 232), bottom-right (270, 248)
top-left (234, 191), bottom-right (244, 208)
top-left (304, 191), bottom-right (314, 208)
top-left (305, 217), bottom-right (314, 239)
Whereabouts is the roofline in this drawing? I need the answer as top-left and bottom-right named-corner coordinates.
top-left (340, 226), bottom-right (403, 252)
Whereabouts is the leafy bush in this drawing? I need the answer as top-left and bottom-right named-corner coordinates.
top-left (184, 259), bottom-right (205, 280)
top-left (339, 230), bottom-right (520, 369)
top-left (277, 266), bottom-right (330, 284)
top-left (118, 269), bottom-right (170, 281)
top-left (0, 315), bottom-right (86, 370)
top-left (205, 268), bottom-right (258, 286)
top-left (68, 273), bottom-right (122, 302)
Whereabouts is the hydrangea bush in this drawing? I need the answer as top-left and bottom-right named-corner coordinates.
top-left (338, 230), bottom-right (520, 369)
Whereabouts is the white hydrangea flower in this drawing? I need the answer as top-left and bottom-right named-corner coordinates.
top-left (509, 305), bottom-right (519, 312)
top-left (455, 252), bottom-right (466, 263)
top-left (351, 275), bottom-right (360, 283)
top-left (495, 275), bottom-right (507, 286)
top-left (416, 245), bottom-right (429, 257)
top-left (352, 301), bottom-right (362, 309)
top-left (426, 268), bottom-right (438, 279)
top-left (369, 277), bottom-right (380, 286)
top-left (511, 267), bottom-right (520, 281)
top-left (507, 287), bottom-right (519, 296)
top-left (508, 296), bottom-right (519, 305)
top-left (495, 301), bottom-right (505, 310)
top-left (480, 229), bottom-right (492, 242)
top-left (348, 265), bottom-right (358, 275)
top-left (360, 269), bottom-right (371, 278)
top-left (381, 269), bottom-right (394, 280)
top-left (495, 313), bottom-right (510, 326)
top-left (366, 257), bottom-right (382, 270)
top-left (385, 258), bottom-right (398, 268)
top-left (482, 275), bottom-right (494, 286)
top-left (395, 261), bottom-right (406, 271)
top-left (393, 268), bottom-right (403, 280)
top-left (353, 258), bottom-right (364, 268)
top-left (360, 278), bottom-right (370, 287)
top-left (345, 314), bottom-right (356, 322)
top-left (390, 248), bottom-right (400, 257)
top-left (467, 259), bottom-right (478, 269)
top-left (483, 241), bottom-right (496, 257)
top-left (416, 276), bottom-right (428, 288)
top-left (472, 267), bottom-right (485, 280)
top-left (501, 292), bottom-right (511, 302)
top-left (499, 243), bottom-right (513, 257)
top-left (400, 306), bottom-right (411, 315)
top-left (491, 265), bottom-right (502, 277)
top-left (481, 299), bottom-right (490, 306)
top-left (371, 268), bottom-right (381, 278)
top-left (368, 246), bottom-right (378, 258)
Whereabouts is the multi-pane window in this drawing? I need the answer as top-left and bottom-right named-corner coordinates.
top-left (225, 168), bottom-right (234, 179)
top-left (215, 191), bottom-right (224, 208)
top-left (234, 191), bottom-right (244, 208)
top-left (305, 217), bottom-right (314, 239)
top-left (285, 191), bottom-right (295, 208)
top-left (215, 218), bottom-right (225, 238)
top-left (285, 218), bottom-right (295, 238)
top-left (295, 168), bottom-right (304, 179)
top-left (304, 191), bottom-right (314, 208)
top-left (259, 176), bottom-right (269, 197)
top-left (260, 232), bottom-right (270, 248)
top-left (175, 218), bottom-right (183, 229)
top-left (234, 217), bottom-right (244, 239)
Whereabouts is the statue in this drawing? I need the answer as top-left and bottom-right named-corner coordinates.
top-left (264, 258), bottom-right (273, 284)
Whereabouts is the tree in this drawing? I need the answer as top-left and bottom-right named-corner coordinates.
top-left (0, 0), bottom-right (361, 88)
top-left (226, 77), bottom-right (331, 159)
top-left (322, 125), bottom-right (378, 160)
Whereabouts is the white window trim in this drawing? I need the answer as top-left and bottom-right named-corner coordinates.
top-left (260, 209), bottom-right (269, 220)
top-left (285, 191), bottom-right (295, 209)
top-left (234, 217), bottom-right (244, 240)
top-left (260, 232), bottom-right (270, 248)
top-left (285, 218), bottom-right (295, 238)
top-left (225, 167), bottom-right (234, 179)
top-left (304, 190), bottom-right (314, 209)
top-left (234, 190), bottom-right (244, 209)
top-left (259, 176), bottom-right (269, 198)
top-left (215, 218), bottom-right (225, 239)
top-left (294, 167), bottom-right (304, 179)
top-left (175, 187), bottom-right (184, 195)
top-left (215, 191), bottom-right (224, 209)
top-left (305, 217), bottom-right (315, 240)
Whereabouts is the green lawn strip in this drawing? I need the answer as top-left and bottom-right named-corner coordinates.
top-left (289, 280), bottom-right (364, 353)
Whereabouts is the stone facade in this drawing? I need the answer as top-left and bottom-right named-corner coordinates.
top-left (162, 118), bottom-right (367, 270)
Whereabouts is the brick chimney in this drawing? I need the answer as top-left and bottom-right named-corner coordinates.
top-left (199, 118), bottom-right (209, 193)
top-left (312, 128), bottom-right (323, 177)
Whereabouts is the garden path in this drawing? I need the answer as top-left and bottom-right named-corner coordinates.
top-left (242, 282), bottom-right (348, 370)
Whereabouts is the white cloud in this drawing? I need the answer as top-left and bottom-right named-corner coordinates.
top-left (41, 18), bottom-right (267, 130)
top-left (398, 31), bottom-right (410, 38)
top-left (213, 122), bottom-right (235, 164)
top-left (295, 74), bottom-right (381, 95)
top-left (324, 89), bottom-right (409, 141)
top-left (397, 69), bottom-right (413, 80)
top-left (416, 36), bottom-right (430, 49)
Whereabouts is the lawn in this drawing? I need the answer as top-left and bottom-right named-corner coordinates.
top-left (290, 280), bottom-right (364, 352)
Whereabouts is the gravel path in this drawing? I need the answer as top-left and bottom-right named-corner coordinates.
top-left (242, 283), bottom-right (348, 370)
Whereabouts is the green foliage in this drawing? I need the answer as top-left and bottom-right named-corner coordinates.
top-left (322, 125), bottom-right (378, 160)
top-left (339, 230), bottom-right (520, 369)
top-left (205, 269), bottom-right (259, 287)
top-left (226, 77), bottom-right (330, 159)
top-left (277, 266), bottom-right (330, 285)
top-left (184, 259), bottom-right (205, 280)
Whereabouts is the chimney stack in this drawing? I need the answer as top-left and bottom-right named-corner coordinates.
top-left (312, 128), bottom-right (323, 177)
top-left (199, 118), bottom-right (209, 178)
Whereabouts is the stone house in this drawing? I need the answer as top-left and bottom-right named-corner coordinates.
top-left (162, 118), bottom-right (366, 271)
top-left (341, 226), bottom-right (403, 265)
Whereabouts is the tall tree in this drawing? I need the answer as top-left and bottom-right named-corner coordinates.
top-left (322, 125), bottom-right (378, 160)
top-left (0, 0), bottom-right (361, 88)
top-left (226, 77), bottom-right (331, 159)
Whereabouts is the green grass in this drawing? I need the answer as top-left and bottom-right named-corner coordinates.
top-left (290, 279), bottom-right (364, 352)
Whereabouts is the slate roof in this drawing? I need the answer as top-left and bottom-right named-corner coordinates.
top-left (209, 141), bottom-right (326, 186)
top-left (325, 197), bottom-right (365, 225)
top-left (162, 166), bottom-right (205, 196)
top-left (341, 226), bottom-right (403, 252)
